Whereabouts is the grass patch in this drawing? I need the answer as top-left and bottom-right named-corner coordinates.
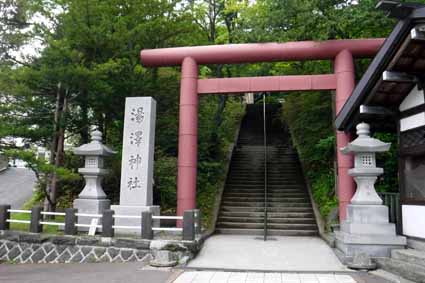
top-left (9, 212), bottom-right (65, 234)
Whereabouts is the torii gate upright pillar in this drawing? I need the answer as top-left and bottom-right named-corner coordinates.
top-left (335, 50), bottom-right (356, 221)
top-left (177, 57), bottom-right (198, 218)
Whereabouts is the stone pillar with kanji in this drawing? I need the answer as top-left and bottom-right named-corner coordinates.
top-left (111, 97), bottom-right (159, 235)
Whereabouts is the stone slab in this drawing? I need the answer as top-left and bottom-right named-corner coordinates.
top-left (73, 199), bottom-right (110, 232)
top-left (335, 231), bottom-right (406, 245)
top-left (111, 205), bottom-right (160, 235)
top-left (341, 223), bottom-right (396, 235)
top-left (335, 231), bottom-right (406, 258)
top-left (119, 97), bottom-right (156, 207)
top-left (187, 234), bottom-right (349, 272)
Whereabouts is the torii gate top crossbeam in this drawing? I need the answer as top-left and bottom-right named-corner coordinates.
top-left (140, 39), bottom-right (384, 67)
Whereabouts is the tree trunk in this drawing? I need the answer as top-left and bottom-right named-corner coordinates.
top-left (80, 89), bottom-right (90, 144)
top-left (45, 83), bottom-right (67, 213)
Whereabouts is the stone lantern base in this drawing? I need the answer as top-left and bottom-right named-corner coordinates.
top-left (335, 204), bottom-right (406, 262)
top-left (73, 198), bottom-right (111, 232)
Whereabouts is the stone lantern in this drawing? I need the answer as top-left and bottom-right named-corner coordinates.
top-left (73, 129), bottom-right (116, 230)
top-left (341, 122), bottom-right (390, 205)
top-left (335, 122), bottom-right (405, 264)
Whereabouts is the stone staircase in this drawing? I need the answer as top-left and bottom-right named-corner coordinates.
top-left (215, 104), bottom-right (318, 236)
top-left (376, 238), bottom-right (425, 282)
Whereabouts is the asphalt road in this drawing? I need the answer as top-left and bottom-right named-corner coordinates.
top-left (0, 262), bottom-right (175, 283)
top-left (0, 167), bottom-right (36, 208)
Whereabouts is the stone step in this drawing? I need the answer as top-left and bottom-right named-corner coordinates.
top-left (225, 185), bottom-right (304, 189)
top-left (223, 192), bottom-right (307, 197)
top-left (230, 164), bottom-right (299, 167)
top-left (224, 190), bottom-right (306, 194)
top-left (232, 161), bottom-right (299, 164)
top-left (232, 149), bottom-right (293, 153)
top-left (226, 181), bottom-right (303, 186)
top-left (226, 175), bottom-right (300, 178)
top-left (221, 197), bottom-right (309, 202)
top-left (227, 175), bottom-right (300, 179)
top-left (376, 257), bottom-right (425, 283)
top-left (217, 216), bottom-right (316, 224)
top-left (231, 158), bottom-right (290, 161)
top-left (228, 170), bottom-right (300, 173)
top-left (392, 249), bottom-right (425, 268)
top-left (225, 181), bottom-right (303, 184)
top-left (225, 184), bottom-right (305, 188)
top-left (231, 160), bottom-right (299, 164)
top-left (218, 211), bottom-right (314, 218)
top-left (227, 172), bottom-right (300, 175)
top-left (226, 178), bottom-right (303, 183)
top-left (221, 201), bottom-right (311, 207)
top-left (228, 171), bottom-right (301, 174)
top-left (226, 183), bottom-right (303, 186)
top-left (216, 222), bottom-right (318, 230)
top-left (215, 228), bottom-right (318, 236)
top-left (225, 187), bottom-right (305, 191)
top-left (220, 206), bottom-right (314, 213)
top-left (231, 162), bottom-right (298, 165)
top-left (231, 159), bottom-right (298, 163)
top-left (228, 169), bottom-right (300, 173)
top-left (224, 191), bottom-right (306, 196)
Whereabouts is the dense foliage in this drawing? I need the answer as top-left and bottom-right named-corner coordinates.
top-left (0, 0), bottom-right (414, 226)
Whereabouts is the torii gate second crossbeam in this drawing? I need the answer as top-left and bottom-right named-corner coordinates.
top-left (140, 39), bottom-right (385, 223)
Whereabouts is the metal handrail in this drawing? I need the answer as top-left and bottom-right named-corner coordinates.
top-left (263, 94), bottom-right (268, 241)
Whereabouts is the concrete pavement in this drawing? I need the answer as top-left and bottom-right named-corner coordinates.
top-left (0, 262), bottom-right (174, 283)
top-left (0, 168), bottom-right (36, 208)
top-left (187, 235), bottom-right (348, 272)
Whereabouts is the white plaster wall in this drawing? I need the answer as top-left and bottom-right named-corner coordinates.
top-left (399, 85), bottom-right (425, 111)
top-left (400, 112), bottom-right (425, 132)
top-left (402, 205), bottom-right (425, 239)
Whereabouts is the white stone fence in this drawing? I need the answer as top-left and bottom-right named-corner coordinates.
top-left (0, 205), bottom-right (201, 241)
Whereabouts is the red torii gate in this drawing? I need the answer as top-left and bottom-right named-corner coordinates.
top-left (140, 39), bottom-right (384, 222)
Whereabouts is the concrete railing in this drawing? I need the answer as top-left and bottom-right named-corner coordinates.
top-left (0, 205), bottom-right (201, 241)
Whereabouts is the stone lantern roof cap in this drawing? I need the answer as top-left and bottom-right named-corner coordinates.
top-left (73, 129), bottom-right (116, 156)
top-left (341, 122), bottom-right (390, 154)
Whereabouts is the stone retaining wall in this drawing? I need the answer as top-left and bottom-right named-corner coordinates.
top-left (0, 230), bottom-right (200, 264)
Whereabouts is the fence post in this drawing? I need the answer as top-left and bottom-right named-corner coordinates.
top-left (0, 205), bottom-right (11, 230)
top-left (102, 210), bottom-right (114, 237)
top-left (183, 210), bottom-right (195, 241)
top-left (30, 206), bottom-right (42, 233)
top-left (193, 209), bottom-right (201, 236)
top-left (64, 208), bottom-right (78, 235)
top-left (141, 211), bottom-right (153, 240)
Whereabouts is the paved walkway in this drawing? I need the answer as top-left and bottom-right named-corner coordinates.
top-left (0, 262), bottom-right (172, 283)
top-left (187, 235), bottom-right (348, 272)
top-left (173, 271), bottom-right (390, 283)
top-left (0, 168), bottom-right (36, 208)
